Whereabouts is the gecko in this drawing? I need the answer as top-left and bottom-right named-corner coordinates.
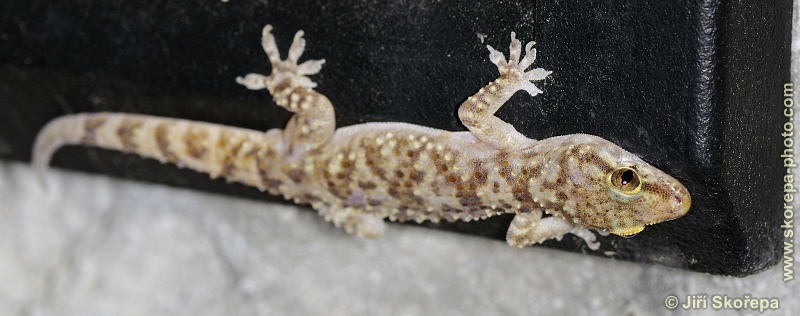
top-left (32, 24), bottom-right (691, 250)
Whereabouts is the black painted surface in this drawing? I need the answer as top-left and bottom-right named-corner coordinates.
top-left (0, 0), bottom-right (792, 276)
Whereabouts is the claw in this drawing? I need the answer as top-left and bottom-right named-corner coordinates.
top-left (261, 25), bottom-right (281, 65)
top-left (298, 59), bottom-right (326, 76)
top-left (487, 45), bottom-right (508, 73)
top-left (520, 81), bottom-right (544, 96)
top-left (519, 41), bottom-right (537, 70)
top-left (523, 68), bottom-right (552, 82)
top-left (508, 32), bottom-right (522, 66)
top-left (288, 31), bottom-right (305, 63)
top-left (235, 73), bottom-right (270, 90)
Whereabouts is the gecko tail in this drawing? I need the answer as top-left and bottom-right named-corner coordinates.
top-left (31, 112), bottom-right (290, 192)
top-left (32, 114), bottom-right (90, 187)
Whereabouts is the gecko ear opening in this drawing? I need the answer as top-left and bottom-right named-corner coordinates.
top-left (610, 225), bottom-right (645, 237)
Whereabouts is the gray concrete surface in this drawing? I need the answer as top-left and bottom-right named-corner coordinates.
top-left (2, 2), bottom-right (799, 315)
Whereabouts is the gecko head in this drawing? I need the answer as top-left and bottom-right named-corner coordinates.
top-left (549, 134), bottom-right (691, 237)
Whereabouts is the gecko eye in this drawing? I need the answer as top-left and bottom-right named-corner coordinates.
top-left (609, 167), bottom-right (641, 194)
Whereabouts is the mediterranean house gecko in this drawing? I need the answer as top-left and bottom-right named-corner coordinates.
top-left (32, 24), bottom-right (691, 250)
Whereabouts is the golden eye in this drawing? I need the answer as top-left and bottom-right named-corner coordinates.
top-left (609, 167), bottom-right (642, 194)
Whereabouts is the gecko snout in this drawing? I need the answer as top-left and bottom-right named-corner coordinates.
top-left (670, 185), bottom-right (692, 219)
top-left (656, 180), bottom-right (691, 222)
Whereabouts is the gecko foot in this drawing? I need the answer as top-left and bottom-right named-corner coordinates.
top-left (563, 228), bottom-right (602, 251)
top-left (486, 32), bottom-right (552, 96)
top-left (236, 25), bottom-right (326, 90)
top-left (320, 207), bottom-right (387, 239)
top-left (506, 212), bottom-right (602, 250)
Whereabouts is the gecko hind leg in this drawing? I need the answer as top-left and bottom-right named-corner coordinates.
top-left (236, 25), bottom-right (335, 154)
top-left (506, 211), bottom-right (602, 250)
top-left (458, 32), bottom-right (553, 150)
top-left (316, 205), bottom-right (387, 239)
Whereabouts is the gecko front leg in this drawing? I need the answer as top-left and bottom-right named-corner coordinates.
top-left (237, 25), bottom-right (388, 239)
top-left (462, 33), bottom-right (606, 249)
top-left (458, 32), bottom-right (552, 150)
top-left (236, 25), bottom-right (334, 157)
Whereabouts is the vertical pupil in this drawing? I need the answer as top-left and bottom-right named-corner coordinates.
top-left (620, 170), bottom-right (634, 186)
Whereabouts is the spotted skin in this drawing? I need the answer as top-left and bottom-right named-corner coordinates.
top-left (32, 25), bottom-right (691, 250)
